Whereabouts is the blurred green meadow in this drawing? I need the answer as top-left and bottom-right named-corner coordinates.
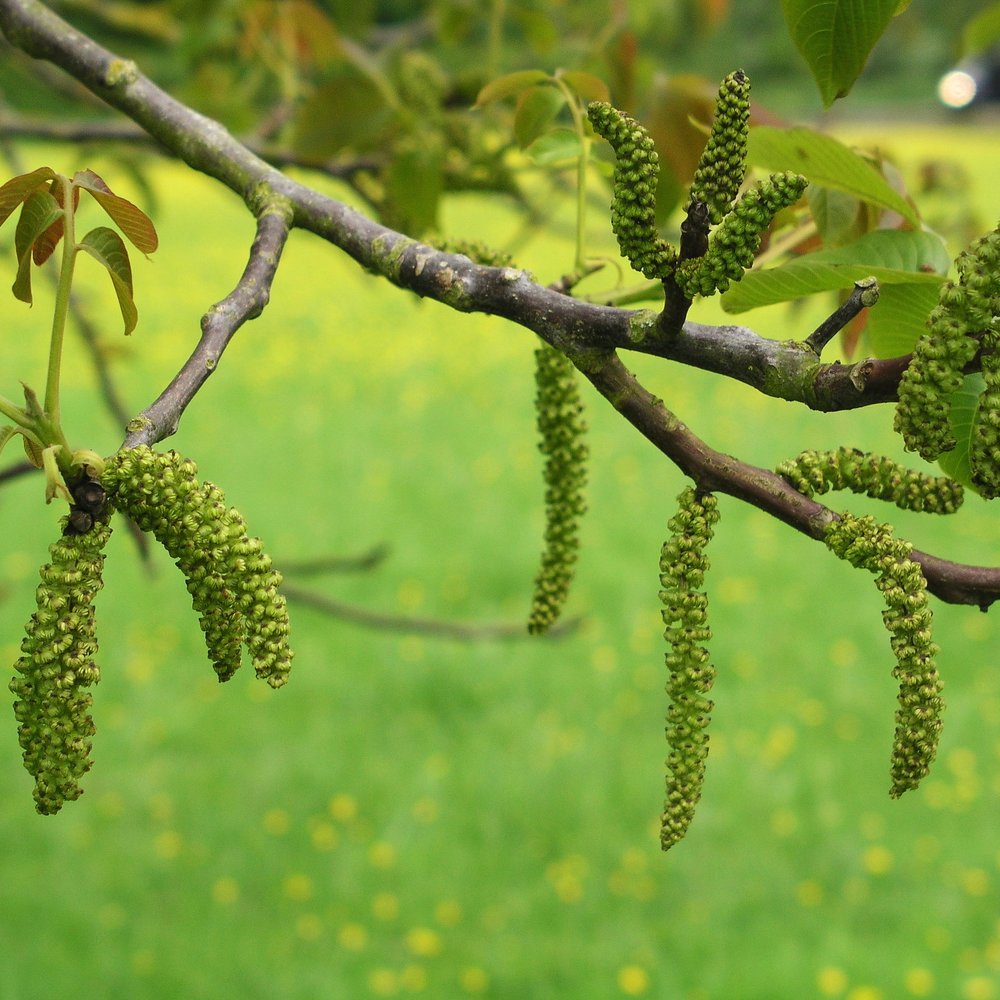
top-left (1, 125), bottom-right (1000, 1000)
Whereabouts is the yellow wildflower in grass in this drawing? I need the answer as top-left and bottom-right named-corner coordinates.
top-left (796, 879), bottom-right (824, 907)
top-left (399, 964), bottom-right (428, 992)
top-left (963, 978), bottom-right (997, 1000)
top-left (153, 830), bottom-right (182, 860)
top-left (846, 988), bottom-right (884, 1000)
top-left (816, 966), bottom-right (848, 995)
top-left (405, 927), bottom-right (443, 958)
top-left (263, 807), bottom-right (291, 835)
top-left (308, 819), bottom-right (339, 851)
top-left (372, 892), bottom-right (400, 921)
top-left (903, 968), bottom-right (935, 996)
top-left (616, 965), bottom-right (650, 996)
top-left (459, 967), bottom-right (489, 994)
top-left (368, 968), bottom-right (399, 996)
top-left (368, 841), bottom-right (398, 869)
top-left (338, 922), bottom-right (369, 951)
top-left (329, 792), bottom-right (358, 822)
top-left (862, 845), bottom-right (894, 876)
top-left (282, 873), bottom-right (313, 902)
top-left (211, 877), bottom-right (240, 905)
top-left (434, 900), bottom-right (462, 927)
top-left (960, 868), bottom-right (990, 897)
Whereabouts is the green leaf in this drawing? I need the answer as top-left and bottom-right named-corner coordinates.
top-left (866, 282), bottom-right (941, 359)
top-left (748, 126), bottom-right (919, 227)
top-left (474, 69), bottom-right (550, 108)
top-left (0, 166), bottom-right (57, 230)
top-left (78, 226), bottom-right (137, 335)
top-left (720, 230), bottom-right (948, 313)
top-left (514, 85), bottom-right (565, 150)
top-left (383, 148), bottom-right (444, 236)
top-left (524, 128), bottom-right (582, 166)
top-left (0, 425), bottom-right (18, 459)
top-left (555, 70), bottom-right (610, 104)
top-left (12, 191), bottom-right (64, 304)
top-left (937, 374), bottom-right (986, 490)
top-left (781, 0), bottom-right (898, 106)
top-left (73, 169), bottom-right (158, 254)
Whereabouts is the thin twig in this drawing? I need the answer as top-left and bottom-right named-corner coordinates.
top-left (282, 582), bottom-right (583, 640)
top-left (805, 277), bottom-right (880, 355)
top-left (279, 545), bottom-right (391, 576)
top-left (122, 205), bottom-right (292, 446)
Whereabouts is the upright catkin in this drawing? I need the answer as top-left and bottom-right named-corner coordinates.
top-left (586, 101), bottom-right (678, 280)
top-left (675, 171), bottom-right (807, 298)
top-left (689, 69), bottom-right (751, 225)
top-left (10, 519), bottom-right (113, 814)
top-left (659, 487), bottom-right (719, 850)
top-left (528, 342), bottom-right (588, 634)
top-left (823, 513), bottom-right (943, 796)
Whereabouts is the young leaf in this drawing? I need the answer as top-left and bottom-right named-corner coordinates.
top-left (514, 85), bottom-right (565, 150)
top-left (12, 191), bottom-right (64, 304)
top-left (720, 230), bottom-right (947, 313)
top-left (937, 374), bottom-right (986, 491)
top-left (78, 227), bottom-right (137, 335)
top-left (32, 179), bottom-right (80, 266)
top-left (0, 167), bottom-right (57, 230)
top-left (866, 283), bottom-right (941, 359)
top-left (73, 169), bottom-right (158, 254)
top-left (0, 425), bottom-right (18, 458)
top-left (474, 69), bottom-right (550, 108)
top-left (525, 129), bottom-right (583, 166)
top-left (748, 126), bottom-right (919, 227)
top-left (555, 70), bottom-right (610, 105)
top-left (781, 0), bottom-right (899, 106)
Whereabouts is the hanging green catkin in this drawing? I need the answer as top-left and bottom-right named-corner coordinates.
top-left (659, 487), bottom-right (719, 850)
top-left (823, 513), bottom-right (943, 797)
top-left (10, 519), bottom-right (113, 814)
top-left (102, 446), bottom-right (292, 688)
top-left (689, 69), bottom-right (751, 226)
top-left (675, 171), bottom-right (807, 298)
top-left (970, 329), bottom-right (1000, 497)
top-left (776, 447), bottom-right (964, 514)
top-left (586, 101), bottom-right (678, 280)
top-left (527, 342), bottom-right (588, 634)
top-left (895, 226), bottom-right (1000, 461)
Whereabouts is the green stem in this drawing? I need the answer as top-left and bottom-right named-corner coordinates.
top-left (553, 76), bottom-right (591, 274)
top-left (0, 392), bottom-right (31, 428)
top-left (44, 179), bottom-right (77, 434)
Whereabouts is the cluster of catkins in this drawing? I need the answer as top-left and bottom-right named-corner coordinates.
top-left (895, 226), bottom-right (1000, 495)
top-left (778, 448), bottom-right (956, 798)
top-left (527, 341), bottom-right (588, 634)
top-left (587, 71), bottom-right (807, 299)
top-left (9, 445), bottom-right (292, 814)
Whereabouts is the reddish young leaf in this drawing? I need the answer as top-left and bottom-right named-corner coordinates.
top-left (74, 169), bottom-right (159, 254)
top-left (78, 226), bottom-right (138, 334)
top-left (0, 167), bottom-right (58, 230)
top-left (12, 191), bottom-right (64, 304)
top-left (32, 179), bottom-right (80, 266)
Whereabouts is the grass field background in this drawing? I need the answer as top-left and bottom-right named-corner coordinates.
top-left (1, 126), bottom-right (999, 1000)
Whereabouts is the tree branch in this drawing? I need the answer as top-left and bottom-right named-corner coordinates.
top-left (3, 0), bottom-right (999, 611)
top-left (122, 202), bottom-right (292, 446)
top-left (0, 0), bottom-right (909, 416)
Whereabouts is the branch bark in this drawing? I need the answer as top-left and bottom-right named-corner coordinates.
top-left (2, 0), bottom-right (999, 610)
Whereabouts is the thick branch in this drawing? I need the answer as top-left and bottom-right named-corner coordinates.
top-left (3, 0), bottom-right (999, 610)
top-left (578, 351), bottom-right (1000, 608)
top-left (0, 0), bottom-right (908, 415)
